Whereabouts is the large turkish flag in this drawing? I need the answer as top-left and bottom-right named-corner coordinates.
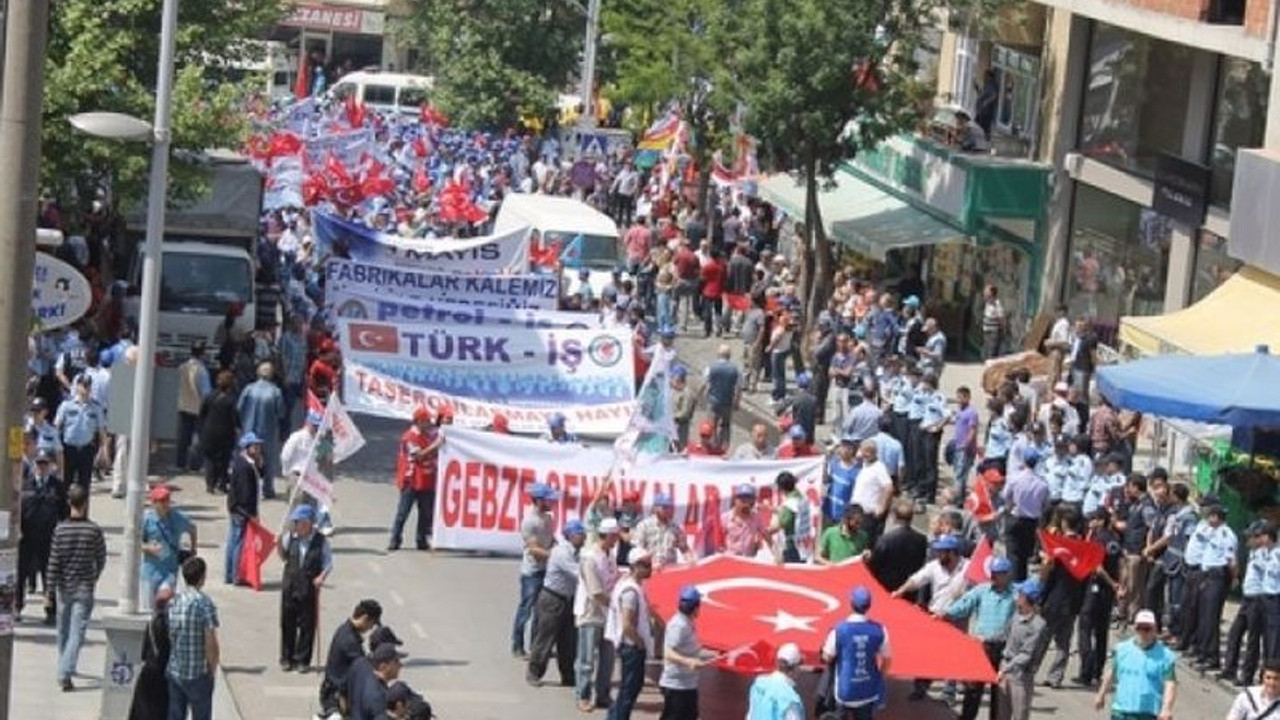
top-left (645, 555), bottom-right (997, 683)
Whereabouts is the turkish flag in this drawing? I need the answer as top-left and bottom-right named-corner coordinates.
top-left (347, 323), bottom-right (400, 354)
top-left (712, 639), bottom-right (776, 675)
top-left (965, 536), bottom-right (994, 585)
top-left (724, 293), bottom-right (751, 312)
top-left (237, 519), bottom-right (276, 591)
top-left (964, 470), bottom-right (1000, 523)
top-left (1038, 530), bottom-right (1106, 581)
top-left (645, 556), bottom-right (997, 682)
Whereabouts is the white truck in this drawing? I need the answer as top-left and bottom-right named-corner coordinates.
top-left (113, 154), bottom-right (261, 440)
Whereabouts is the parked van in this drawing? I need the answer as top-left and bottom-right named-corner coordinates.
top-left (493, 194), bottom-right (620, 303)
top-left (328, 71), bottom-right (434, 116)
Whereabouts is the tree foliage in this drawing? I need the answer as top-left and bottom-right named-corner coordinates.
top-left (42, 0), bottom-right (286, 211)
top-left (394, 0), bottom-right (585, 129)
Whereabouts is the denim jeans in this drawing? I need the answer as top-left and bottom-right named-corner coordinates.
top-left (167, 673), bottom-right (214, 720)
top-left (225, 515), bottom-right (247, 584)
top-left (511, 571), bottom-right (545, 654)
top-left (56, 587), bottom-right (94, 681)
top-left (952, 447), bottom-right (976, 501)
top-left (575, 624), bottom-right (614, 705)
top-left (608, 643), bottom-right (646, 720)
top-left (390, 488), bottom-right (435, 549)
top-left (656, 291), bottom-right (673, 329)
top-left (770, 352), bottom-right (788, 401)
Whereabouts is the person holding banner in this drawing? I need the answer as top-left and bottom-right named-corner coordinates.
top-left (390, 406), bottom-right (441, 552)
top-left (659, 586), bottom-right (714, 720)
top-left (544, 413), bottom-right (579, 445)
top-left (513, 483), bottom-right (559, 659)
top-left (718, 485), bottom-right (780, 563)
top-left (277, 504), bottom-right (332, 672)
top-left (633, 492), bottom-right (689, 567)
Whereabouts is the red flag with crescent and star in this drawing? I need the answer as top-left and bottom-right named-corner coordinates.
top-left (644, 555), bottom-right (997, 682)
top-left (1038, 530), bottom-right (1106, 581)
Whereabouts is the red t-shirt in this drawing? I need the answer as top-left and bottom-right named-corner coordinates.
top-left (674, 248), bottom-right (700, 280)
top-left (701, 259), bottom-right (725, 298)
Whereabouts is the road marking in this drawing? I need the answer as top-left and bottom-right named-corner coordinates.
top-left (366, 560), bottom-right (384, 576)
top-left (389, 590), bottom-right (405, 606)
top-left (411, 622), bottom-right (427, 639)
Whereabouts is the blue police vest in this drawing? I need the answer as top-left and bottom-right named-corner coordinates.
top-left (835, 620), bottom-right (886, 707)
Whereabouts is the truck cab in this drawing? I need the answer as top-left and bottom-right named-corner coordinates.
top-left (492, 194), bottom-right (620, 307)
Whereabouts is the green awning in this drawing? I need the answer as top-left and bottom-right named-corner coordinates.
top-left (758, 170), bottom-right (967, 261)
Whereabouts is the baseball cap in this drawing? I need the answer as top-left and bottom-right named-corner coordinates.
top-left (289, 504), bottom-right (317, 523)
top-left (1134, 610), bottom-right (1158, 628)
top-left (238, 431), bottom-right (263, 449)
top-left (788, 425), bottom-right (806, 440)
top-left (354, 599), bottom-right (383, 623)
top-left (1014, 578), bottom-right (1042, 602)
top-left (148, 485), bottom-right (172, 502)
top-left (903, 295), bottom-right (921, 308)
top-left (990, 557), bottom-right (1012, 575)
top-left (1053, 381), bottom-right (1070, 394)
top-left (734, 483), bottom-right (757, 498)
top-left (678, 585), bottom-right (701, 605)
top-left (932, 534), bottom-right (960, 552)
top-left (369, 626), bottom-right (403, 647)
top-left (528, 482), bottom-right (560, 501)
top-left (435, 403), bottom-right (455, 420)
top-left (1022, 447), bottom-right (1042, 467)
top-left (652, 492), bottom-right (674, 508)
top-left (549, 412), bottom-right (567, 428)
top-left (796, 371), bottom-right (811, 388)
top-left (599, 517), bottom-right (620, 535)
top-left (622, 490), bottom-right (642, 503)
top-left (850, 585), bottom-right (872, 613)
top-left (563, 519), bottom-right (586, 537)
top-left (627, 547), bottom-right (653, 565)
top-left (370, 643), bottom-right (406, 664)
top-left (671, 364), bottom-right (688, 380)
top-left (776, 643), bottom-right (803, 667)
top-left (699, 420), bottom-right (713, 436)
top-left (412, 406), bottom-right (432, 423)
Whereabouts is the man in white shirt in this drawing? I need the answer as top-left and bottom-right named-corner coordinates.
top-left (1227, 659), bottom-right (1280, 720)
top-left (1044, 304), bottom-right (1072, 383)
top-left (851, 440), bottom-right (895, 541)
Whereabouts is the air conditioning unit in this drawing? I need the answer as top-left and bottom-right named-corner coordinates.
top-left (1205, 0), bottom-right (1245, 25)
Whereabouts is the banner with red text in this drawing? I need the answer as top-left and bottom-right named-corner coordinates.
top-left (433, 427), bottom-right (823, 554)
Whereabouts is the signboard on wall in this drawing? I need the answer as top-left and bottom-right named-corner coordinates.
top-left (282, 4), bottom-right (385, 35)
top-left (1153, 154), bottom-right (1211, 227)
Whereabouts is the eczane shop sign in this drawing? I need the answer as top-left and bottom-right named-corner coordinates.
top-left (283, 4), bottom-right (385, 35)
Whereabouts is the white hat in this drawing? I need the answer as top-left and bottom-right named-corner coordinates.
top-left (627, 547), bottom-right (652, 565)
top-left (599, 518), bottom-right (620, 535)
top-left (1134, 610), bottom-right (1158, 627)
top-left (776, 643), bottom-right (802, 667)
top-left (1054, 381), bottom-right (1070, 394)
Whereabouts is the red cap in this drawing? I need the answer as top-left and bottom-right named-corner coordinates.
top-left (436, 403), bottom-right (455, 419)
top-left (148, 485), bottom-right (172, 502)
top-left (320, 338), bottom-right (336, 353)
top-left (622, 490), bottom-right (642, 503)
top-left (412, 406), bottom-right (432, 423)
top-left (491, 413), bottom-right (510, 433)
top-left (699, 421), bottom-right (713, 436)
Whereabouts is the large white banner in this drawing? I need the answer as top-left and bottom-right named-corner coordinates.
top-left (433, 427), bottom-right (824, 554)
top-left (313, 212), bottom-right (531, 273)
top-left (337, 316), bottom-right (636, 434)
top-left (326, 258), bottom-right (559, 309)
top-left (329, 287), bottom-right (600, 329)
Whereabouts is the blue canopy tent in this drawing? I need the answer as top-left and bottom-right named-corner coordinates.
top-left (1096, 345), bottom-right (1280, 451)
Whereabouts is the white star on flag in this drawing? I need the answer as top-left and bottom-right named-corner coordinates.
top-left (754, 610), bottom-right (820, 633)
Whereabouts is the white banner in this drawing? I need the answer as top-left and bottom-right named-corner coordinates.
top-left (325, 394), bottom-right (367, 464)
top-left (337, 315), bottom-right (636, 434)
top-left (329, 287), bottom-right (599, 329)
top-left (313, 212), bottom-right (531, 274)
top-left (299, 466), bottom-right (335, 507)
top-left (432, 427), bottom-right (824, 554)
top-left (326, 258), bottom-right (559, 309)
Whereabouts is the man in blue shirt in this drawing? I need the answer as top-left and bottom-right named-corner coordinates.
top-left (140, 485), bottom-right (196, 610)
top-left (53, 375), bottom-right (107, 492)
top-left (1095, 609), bottom-right (1177, 720)
top-left (946, 557), bottom-right (1015, 720)
top-left (825, 438), bottom-right (861, 526)
top-left (822, 585), bottom-right (890, 719)
top-left (872, 417), bottom-right (904, 486)
top-left (1190, 503), bottom-right (1238, 670)
top-left (1222, 521), bottom-right (1273, 686)
top-left (914, 374), bottom-right (948, 506)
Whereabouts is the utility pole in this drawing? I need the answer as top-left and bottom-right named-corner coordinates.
top-left (0, 0), bottom-right (50, 717)
top-left (578, 0), bottom-right (601, 127)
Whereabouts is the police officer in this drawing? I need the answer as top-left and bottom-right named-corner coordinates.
top-left (317, 599), bottom-right (383, 720)
top-left (903, 367), bottom-right (927, 496)
top-left (53, 374), bottom-right (106, 492)
top-left (26, 397), bottom-right (63, 470)
top-left (18, 448), bottom-right (67, 625)
top-left (1075, 507), bottom-right (1123, 687)
top-left (915, 373), bottom-right (948, 506)
top-left (1223, 522), bottom-right (1274, 686)
top-left (1190, 503), bottom-right (1238, 670)
top-left (277, 504), bottom-right (333, 672)
top-left (822, 585), bottom-right (890, 719)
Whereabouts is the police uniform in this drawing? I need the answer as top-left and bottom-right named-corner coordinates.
top-left (1223, 529), bottom-right (1270, 684)
top-left (904, 382), bottom-right (927, 496)
top-left (1263, 545), bottom-right (1280, 674)
top-left (53, 394), bottom-right (104, 490)
top-left (1193, 521), bottom-right (1238, 667)
top-left (915, 389), bottom-right (948, 504)
top-left (886, 374), bottom-right (912, 446)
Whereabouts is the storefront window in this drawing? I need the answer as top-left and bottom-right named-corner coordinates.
top-left (1209, 58), bottom-right (1269, 208)
top-left (1067, 184), bottom-right (1170, 341)
top-left (1078, 22), bottom-right (1196, 176)
top-left (1191, 230), bottom-right (1242, 302)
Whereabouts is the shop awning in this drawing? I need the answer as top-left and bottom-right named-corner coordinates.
top-left (758, 171), bottom-right (966, 261)
top-left (1119, 265), bottom-right (1280, 355)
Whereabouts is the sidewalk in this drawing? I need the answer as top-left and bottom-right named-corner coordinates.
top-left (12, 479), bottom-right (243, 720)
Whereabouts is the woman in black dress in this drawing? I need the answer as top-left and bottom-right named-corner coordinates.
top-left (128, 585), bottom-right (174, 720)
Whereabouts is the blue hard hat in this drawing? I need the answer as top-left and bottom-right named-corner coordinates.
top-left (238, 431), bottom-right (263, 449)
top-left (1022, 447), bottom-right (1042, 467)
top-left (789, 425), bottom-right (807, 440)
top-left (932, 534), bottom-right (960, 552)
top-left (671, 364), bottom-right (688, 379)
top-left (529, 482), bottom-right (560, 501)
top-left (549, 412), bottom-right (567, 428)
top-left (679, 585), bottom-right (702, 605)
top-left (990, 557), bottom-right (1012, 575)
top-left (1015, 578), bottom-right (1042, 602)
top-left (850, 585), bottom-right (872, 612)
top-left (659, 324), bottom-right (677, 337)
top-left (563, 519), bottom-right (586, 537)
top-left (289, 504), bottom-right (317, 523)
top-left (904, 295), bottom-right (921, 308)
top-left (734, 483), bottom-right (757, 498)
top-left (796, 371), bottom-right (812, 388)
top-left (653, 492), bottom-right (674, 507)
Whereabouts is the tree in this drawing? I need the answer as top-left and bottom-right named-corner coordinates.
top-left (728, 0), bottom-right (984, 331)
top-left (42, 0), bottom-right (286, 212)
top-left (394, 0), bottom-right (585, 129)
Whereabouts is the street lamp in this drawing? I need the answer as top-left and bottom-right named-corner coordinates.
top-left (68, 0), bottom-right (178, 620)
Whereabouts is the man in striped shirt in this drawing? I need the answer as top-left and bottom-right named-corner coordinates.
top-left (46, 484), bottom-right (106, 691)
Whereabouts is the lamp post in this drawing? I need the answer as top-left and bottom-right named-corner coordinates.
top-left (69, 0), bottom-right (178, 618)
